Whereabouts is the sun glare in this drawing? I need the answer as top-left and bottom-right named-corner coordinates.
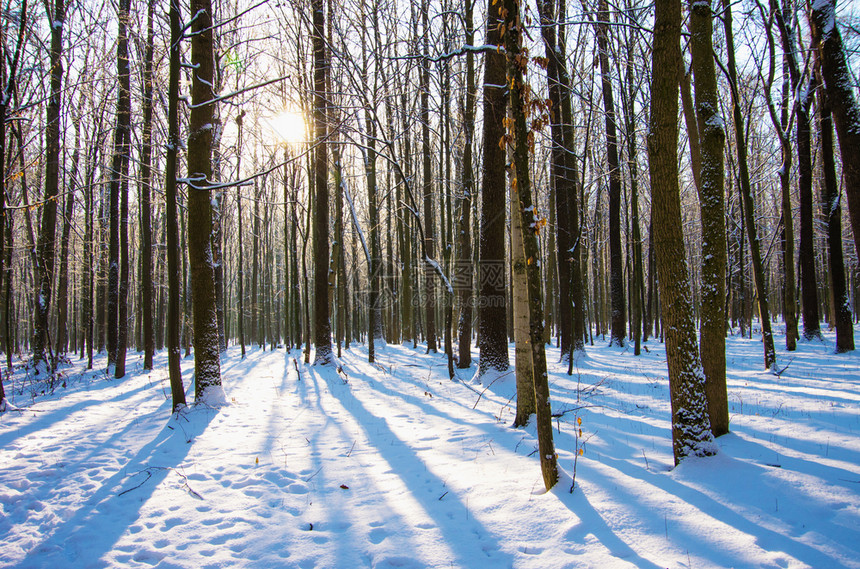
top-left (265, 110), bottom-right (308, 147)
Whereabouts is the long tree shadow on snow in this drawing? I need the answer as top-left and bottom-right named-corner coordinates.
top-left (14, 405), bottom-right (220, 568)
top-left (303, 362), bottom-right (515, 568)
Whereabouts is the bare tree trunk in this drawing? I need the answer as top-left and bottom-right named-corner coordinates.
top-left (106, 0), bottom-right (130, 369)
top-left (115, 0), bottom-right (132, 378)
top-left (797, 83), bottom-right (821, 341)
top-left (477, 0), bottom-right (509, 376)
top-left (506, 0), bottom-right (558, 489)
top-left (596, 0), bottom-right (625, 348)
top-left (55, 131), bottom-right (79, 363)
top-left (621, 4), bottom-right (644, 357)
top-left (810, 0), bottom-right (860, 264)
top-left (510, 163), bottom-right (535, 427)
top-left (165, 0), bottom-right (186, 411)
top-left (139, 0), bottom-right (156, 370)
top-left (721, 0), bottom-right (776, 369)
top-left (420, 1), bottom-right (437, 354)
top-left (770, 0), bottom-right (798, 350)
top-left (0, 0), bottom-right (26, 402)
top-left (816, 64), bottom-right (854, 353)
top-left (32, 0), bottom-right (66, 374)
top-left (689, 0), bottom-right (728, 436)
top-left (311, 0), bottom-right (333, 365)
top-left (649, 0), bottom-right (714, 464)
top-left (187, 0), bottom-right (223, 398)
top-left (456, 0), bottom-right (476, 368)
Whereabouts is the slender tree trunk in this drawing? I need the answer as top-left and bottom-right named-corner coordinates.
top-left (0, 0), bottom-right (26, 402)
top-left (771, 0), bottom-right (798, 350)
top-left (236, 112), bottom-right (246, 357)
top-left (649, 0), bottom-right (715, 465)
top-left (510, 165), bottom-right (536, 427)
top-left (539, 0), bottom-right (572, 359)
top-left (621, 7), bottom-right (644, 357)
top-left (83, 143), bottom-right (95, 369)
top-left (421, 1), bottom-right (437, 354)
top-left (115, 0), bottom-right (132, 377)
top-left (165, 0), bottom-right (186, 411)
top-left (106, 0), bottom-right (131, 369)
top-left (721, 0), bottom-right (776, 369)
top-left (139, 0), bottom-right (156, 370)
top-left (506, 0), bottom-right (558, 489)
top-left (797, 84), bottom-right (821, 340)
top-left (252, 179), bottom-right (260, 346)
top-left (55, 134), bottom-right (79, 363)
top-left (456, 0), bottom-right (476, 369)
top-left (596, 0), bottom-right (625, 347)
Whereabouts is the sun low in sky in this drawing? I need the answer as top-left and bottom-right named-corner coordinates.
top-left (263, 109), bottom-right (308, 147)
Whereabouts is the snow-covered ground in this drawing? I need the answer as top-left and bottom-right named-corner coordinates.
top-left (1, 327), bottom-right (859, 568)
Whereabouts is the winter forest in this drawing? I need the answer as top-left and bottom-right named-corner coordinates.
top-left (1, 0), bottom-right (860, 565)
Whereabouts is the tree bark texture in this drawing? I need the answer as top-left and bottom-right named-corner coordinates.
top-left (188, 0), bottom-right (222, 397)
top-left (689, 0), bottom-right (728, 436)
top-left (311, 0), bottom-right (334, 365)
top-left (721, 0), bottom-right (776, 369)
top-left (810, 0), bottom-right (860, 265)
top-left (32, 0), bottom-right (66, 372)
top-left (506, 0), bottom-right (558, 489)
top-left (478, 0), bottom-right (509, 375)
top-left (597, 0), bottom-right (626, 348)
top-left (649, 0), bottom-right (715, 465)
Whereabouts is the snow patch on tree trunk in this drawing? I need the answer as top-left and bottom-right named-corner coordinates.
top-left (197, 384), bottom-right (227, 407)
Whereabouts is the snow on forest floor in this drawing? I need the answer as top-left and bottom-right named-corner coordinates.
top-left (1, 327), bottom-right (859, 568)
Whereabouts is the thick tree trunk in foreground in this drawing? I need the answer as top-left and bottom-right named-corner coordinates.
top-left (311, 0), bottom-right (334, 365)
top-left (187, 0), bottom-right (222, 398)
top-left (689, 0), bottom-right (728, 436)
top-left (477, 0), bottom-right (509, 376)
top-left (649, 0), bottom-right (715, 465)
